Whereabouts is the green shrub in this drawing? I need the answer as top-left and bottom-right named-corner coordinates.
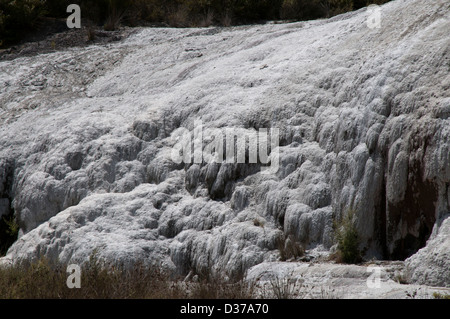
top-left (0, 215), bottom-right (19, 256)
top-left (0, 0), bottom-right (47, 47)
top-left (333, 209), bottom-right (361, 264)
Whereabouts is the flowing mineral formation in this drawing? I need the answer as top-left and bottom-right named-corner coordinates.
top-left (0, 0), bottom-right (449, 293)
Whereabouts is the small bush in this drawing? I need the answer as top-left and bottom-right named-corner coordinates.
top-left (433, 292), bottom-right (450, 300)
top-left (0, 0), bottom-right (47, 47)
top-left (220, 10), bottom-right (232, 27)
top-left (253, 218), bottom-right (265, 228)
top-left (0, 215), bottom-right (19, 256)
top-left (86, 26), bottom-right (96, 41)
top-left (269, 276), bottom-right (301, 299)
top-left (395, 273), bottom-right (408, 285)
top-left (167, 4), bottom-right (190, 28)
top-left (200, 9), bottom-right (214, 27)
top-left (333, 209), bottom-right (361, 264)
top-left (278, 234), bottom-right (305, 261)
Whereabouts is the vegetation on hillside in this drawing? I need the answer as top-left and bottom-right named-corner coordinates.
top-left (333, 209), bottom-right (362, 264)
top-left (1, 0), bottom-right (391, 47)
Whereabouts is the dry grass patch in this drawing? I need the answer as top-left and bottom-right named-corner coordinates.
top-left (0, 254), bottom-right (257, 299)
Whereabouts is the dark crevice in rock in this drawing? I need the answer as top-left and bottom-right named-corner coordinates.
top-left (386, 131), bottom-right (438, 260)
top-left (387, 176), bottom-right (437, 260)
top-left (65, 151), bottom-right (84, 171)
top-left (374, 173), bottom-right (388, 259)
top-left (374, 124), bottom-right (439, 261)
top-left (132, 120), bottom-right (160, 142)
top-left (0, 159), bottom-right (17, 256)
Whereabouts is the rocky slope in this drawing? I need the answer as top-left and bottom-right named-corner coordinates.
top-left (0, 0), bottom-right (449, 290)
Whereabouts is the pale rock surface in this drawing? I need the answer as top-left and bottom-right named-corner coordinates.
top-left (246, 261), bottom-right (450, 299)
top-left (0, 0), bottom-right (449, 291)
top-left (405, 214), bottom-right (450, 288)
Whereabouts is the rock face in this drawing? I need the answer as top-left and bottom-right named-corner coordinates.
top-left (245, 261), bottom-right (450, 299)
top-left (0, 0), bottom-right (449, 287)
top-left (405, 214), bottom-right (450, 288)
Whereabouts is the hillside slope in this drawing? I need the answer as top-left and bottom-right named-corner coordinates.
top-left (0, 0), bottom-right (449, 288)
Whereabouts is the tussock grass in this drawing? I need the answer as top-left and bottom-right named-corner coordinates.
top-left (0, 254), bottom-right (255, 299)
top-left (278, 234), bottom-right (305, 261)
